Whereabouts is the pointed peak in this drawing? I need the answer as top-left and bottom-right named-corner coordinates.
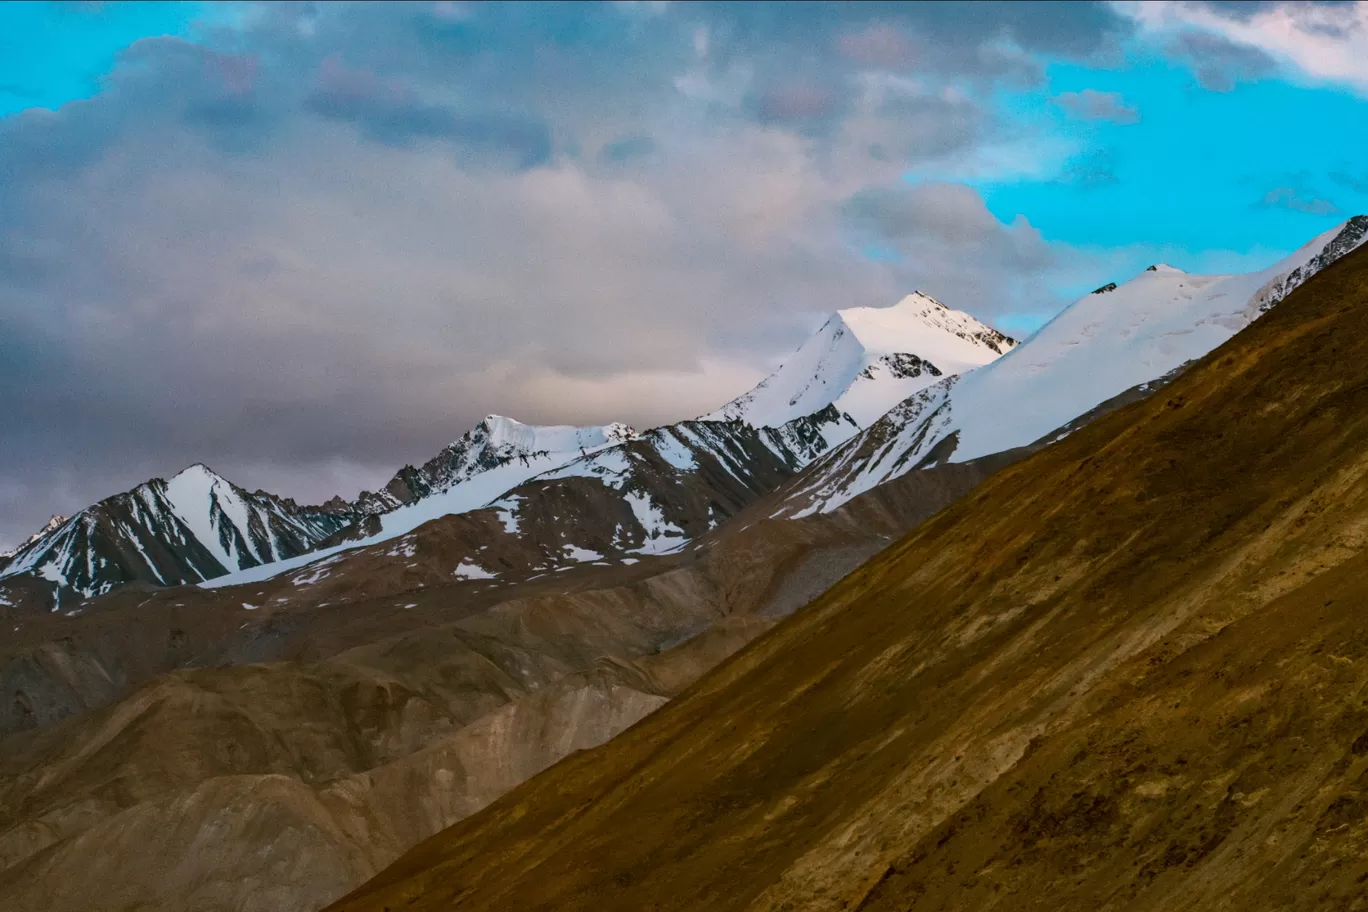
top-left (163, 463), bottom-right (235, 499)
top-left (1145, 264), bottom-right (1186, 274)
top-left (899, 290), bottom-right (948, 309)
top-left (833, 291), bottom-right (945, 325)
top-left (170, 462), bottom-right (224, 482)
top-left (834, 291), bottom-right (1006, 358)
top-left (482, 413), bottom-right (524, 427)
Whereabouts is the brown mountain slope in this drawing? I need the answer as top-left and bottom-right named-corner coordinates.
top-left (0, 496), bottom-right (895, 911)
top-left (328, 245), bottom-right (1368, 912)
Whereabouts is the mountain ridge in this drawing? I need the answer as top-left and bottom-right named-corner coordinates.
top-left (775, 215), bottom-right (1368, 517)
top-left (5, 222), bottom-right (1368, 912)
top-left (6, 219), bottom-right (1363, 604)
top-left (0, 294), bottom-right (1015, 602)
top-left (0, 464), bottom-right (357, 598)
top-left (321, 209), bottom-right (1368, 912)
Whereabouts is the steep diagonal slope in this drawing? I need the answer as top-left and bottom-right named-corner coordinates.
top-left (782, 216), bottom-right (1368, 516)
top-left (705, 292), bottom-right (1014, 436)
top-left (328, 238), bottom-right (1368, 910)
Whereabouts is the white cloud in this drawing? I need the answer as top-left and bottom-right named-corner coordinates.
top-left (1119, 0), bottom-right (1368, 93)
top-left (0, 1), bottom-right (1134, 544)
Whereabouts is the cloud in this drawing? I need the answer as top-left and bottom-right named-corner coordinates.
top-left (1258, 185), bottom-right (1339, 215)
top-left (1331, 169), bottom-right (1368, 194)
top-left (1123, 1), bottom-right (1368, 93)
top-left (1058, 147), bottom-right (1121, 188)
top-left (840, 181), bottom-right (1071, 318)
top-left (1165, 29), bottom-right (1276, 91)
top-left (1052, 89), bottom-right (1140, 122)
top-left (0, 1), bottom-right (1130, 547)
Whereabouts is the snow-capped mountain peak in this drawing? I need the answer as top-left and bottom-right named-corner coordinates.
top-left (475, 415), bottom-right (638, 458)
top-left (704, 291), bottom-right (1015, 433)
top-left (414, 415), bottom-right (639, 494)
top-left (778, 215), bottom-right (1368, 517)
top-left (0, 463), bottom-right (356, 597)
top-left (837, 291), bottom-right (1013, 358)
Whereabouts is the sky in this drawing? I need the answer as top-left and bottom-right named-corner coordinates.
top-left (0, 0), bottom-right (1365, 548)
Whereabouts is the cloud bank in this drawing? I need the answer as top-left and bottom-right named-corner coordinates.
top-left (0, 1), bottom-right (1168, 545)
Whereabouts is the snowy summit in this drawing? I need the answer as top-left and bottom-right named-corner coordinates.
top-left (705, 292), bottom-right (1016, 430)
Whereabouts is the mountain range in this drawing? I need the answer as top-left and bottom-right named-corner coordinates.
top-left (0, 289), bottom-right (1016, 603)
top-left (7, 219), bottom-right (1365, 607)
top-left (3, 216), bottom-right (1368, 912)
top-left (325, 214), bottom-right (1368, 912)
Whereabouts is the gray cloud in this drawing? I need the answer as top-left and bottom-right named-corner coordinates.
top-left (0, 1), bottom-right (1129, 547)
top-left (840, 181), bottom-right (1064, 318)
top-left (1053, 89), bottom-right (1140, 123)
top-left (1258, 186), bottom-right (1339, 215)
top-left (1167, 29), bottom-right (1277, 91)
top-left (1331, 170), bottom-right (1368, 194)
top-left (1060, 148), bottom-right (1121, 189)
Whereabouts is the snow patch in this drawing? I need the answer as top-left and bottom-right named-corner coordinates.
top-left (453, 560), bottom-right (497, 580)
top-left (562, 544), bottom-right (604, 562)
top-left (386, 537), bottom-right (417, 559)
top-left (623, 491), bottom-right (688, 554)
